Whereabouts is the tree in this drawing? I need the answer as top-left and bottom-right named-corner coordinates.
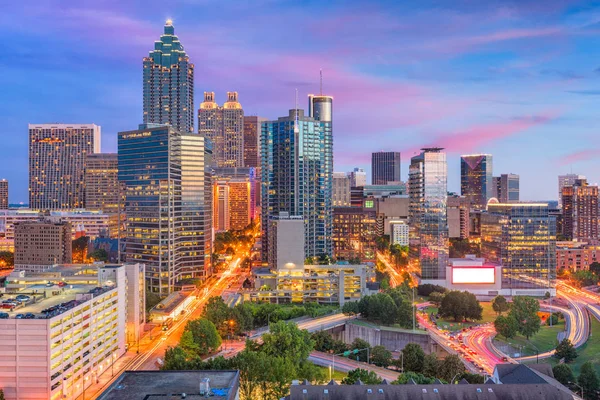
top-left (547, 313), bottom-right (559, 326)
top-left (179, 329), bottom-right (199, 356)
top-left (590, 261), bottom-right (600, 276)
top-left (554, 338), bottom-right (578, 363)
top-left (552, 364), bottom-right (575, 386)
top-left (162, 346), bottom-right (189, 370)
top-left (297, 361), bottom-right (327, 384)
top-left (72, 236), bottom-right (90, 263)
top-left (429, 291), bottom-right (445, 306)
top-left (458, 372), bottom-right (485, 384)
top-left (492, 295), bottom-right (509, 316)
top-left (350, 338), bottom-right (371, 363)
top-left (311, 330), bottom-right (336, 353)
top-left (0, 251), bottom-right (14, 268)
top-left (439, 291), bottom-right (482, 322)
top-left (88, 248), bottom-right (108, 262)
top-left (341, 368), bottom-right (382, 385)
top-left (342, 301), bottom-right (360, 316)
top-left (233, 350), bottom-right (262, 400)
top-left (509, 296), bottom-right (541, 339)
top-left (261, 321), bottom-right (315, 364)
top-left (145, 292), bottom-right (162, 313)
top-left (578, 362), bottom-right (600, 399)
top-left (184, 318), bottom-right (221, 356)
top-left (371, 345), bottom-right (392, 367)
top-left (375, 235), bottom-right (390, 252)
top-left (232, 302), bottom-right (254, 333)
top-left (0, 388), bottom-right (5, 400)
top-left (571, 270), bottom-right (598, 287)
top-left (422, 353), bottom-right (439, 378)
top-left (494, 315), bottom-right (518, 340)
top-left (438, 354), bottom-right (465, 383)
top-left (417, 284), bottom-right (447, 297)
top-left (402, 343), bottom-right (425, 373)
top-left (392, 371), bottom-right (435, 384)
top-left (268, 356), bottom-right (297, 400)
top-left (203, 296), bottom-right (232, 334)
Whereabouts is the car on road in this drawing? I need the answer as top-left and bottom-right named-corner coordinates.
top-left (0, 312), bottom-right (8, 319)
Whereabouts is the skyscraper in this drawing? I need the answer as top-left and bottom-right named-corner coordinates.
top-left (198, 92), bottom-right (244, 167)
top-left (118, 124), bottom-right (212, 295)
top-left (29, 123), bottom-right (101, 210)
top-left (460, 154), bottom-right (493, 209)
top-left (348, 167), bottom-right (367, 187)
top-left (495, 173), bottom-right (520, 203)
top-left (261, 106), bottom-right (333, 261)
top-left (213, 177), bottom-right (253, 231)
top-left (143, 20), bottom-right (194, 133)
top-left (85, 153), bottom-right (122, 214)
top-left (372, 151), bottom-right (401, 185)
top-left (562, 178), bottom-right (598, 242)
top-left (332, 172), bottom-right (351, 207)
top-left (409, 148), bottom-right (448, 282)
top-left (558, 173), bottom-right (586, 209)
top-left (0, 179), bottom-right (7, 209)
top-left (243, 116), bottom-right (266, 168)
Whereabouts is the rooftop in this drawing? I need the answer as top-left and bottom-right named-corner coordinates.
top-left (97, 370), bottom-right (240, 400)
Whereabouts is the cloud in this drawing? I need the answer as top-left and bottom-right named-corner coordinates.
top-left (566, 90), bottom-right (600, 96)
top-left (558, 149), bottom-right (600, 165)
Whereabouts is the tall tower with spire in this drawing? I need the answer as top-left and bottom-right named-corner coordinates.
top-left (143, 20), bottom-right (194, 133)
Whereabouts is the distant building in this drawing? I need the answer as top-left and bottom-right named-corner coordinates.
top-left (556, 241), bottom-right (600, 272)
top-left (14, 220), bottom-right (72, 272)
top-left (562, 178), bottom-right (598, 242)
top-left (372, 151), bottom-right (401, 185)
top-left (461, 154), bottom-right (493, 209)
top-left (213, 167), bottom-right (258, 221)
top-left (213, 178), bottom-right (252, 231)
top-left (243, 116), bottom-right (266, 168)
top-left (0, 179), bottom-right (7, 209)
top-left (85, 153), bottom-right (123, 214)
top-left (332, 206), bottom-right (378, 262)
top-left (390, 220), bottom-right (409, 246)
top-left (558, 173), bottom-right (586, 209)
top-left (267, 213), bottom-right (305, 272)
top-left (332, 172), bottom-right (351, 207)
top-left (447, 195), bottom-right (470, 239)
top-left (29, 123), bottom-right (101, 209)
top-left (373, 196), bottom-right (409, 236)
top-left (494, 173), bottom-right (520, 203)
top-left (198, 92), bottom-right (244, 168)
top-left (348, 167), bottom-right (366, 187)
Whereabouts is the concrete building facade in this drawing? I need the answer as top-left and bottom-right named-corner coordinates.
top-left (332, 172), bottom-right (351, 207)
top-left (0, 179), bottom-right (7, 209)
top-left (562, 178), bottom-right (599, 242)
top-left (371, 151), bottom-right (401, 185)
top-left (14, 220), bottom-right (72, 272)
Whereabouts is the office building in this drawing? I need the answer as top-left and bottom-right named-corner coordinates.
top-left (409, 148), bottom-right (448, 283)
top-left (558, 173), bottom-right (586, 209)
top-left (119, 124), bottom-right (212, 295)
top-left (0, 179), bottom-right (7, 209)
top-left (447, 195), bottom-right (470, 239)
top-left (562, 178), bottom-right (599, 242)
top-left (364, 183), bottom-right (406, 197)
top-left (213, 167), bottom-right (258, 221)
top-left (332, 172), bottom-right (351, 206)
top-left (243, 116), bottom-right (266, 168)
top-left (348, 167), bottom-right (366, 187)
top-left (494, 173), bottom-right (520, 203)
top-left (85, 153), bottom-right (122, 214)
top-left (372, 196), bottom-right (409, 236)
top-left (460, 154), bottom-right (492, 209)
top-left (143, 20), bottom-right (194, 133)
top-left (213, 181), bottom-right (230, 232)
top-left (261, 107), bottom-right (333, 260)
top-left (14, 220), bottom-right (72, 272)
top-left (29, 123), bottom-right (101, 210)
top-left (372, 151), bottom-right (401, 185)
top-left (390, 220), bottom-right (409, 246)
top-left (332, 206), bottom-right (378, 262)
top-left (0, 263), bottom-right (144, 400)
top-left (481, 202), bottom-right (556, 296)
top-left (213, 178), bottom-right (252, 231)
top-left (308, 93), bottom-right (333, 123)
top-left (198, 92), bottom-right (244, 168)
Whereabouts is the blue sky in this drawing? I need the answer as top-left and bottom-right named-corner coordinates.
top-left (1, 0), bottom-right (600, 203)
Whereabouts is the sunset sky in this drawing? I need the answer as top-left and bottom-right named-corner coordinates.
top-left (2, 0), bottom-right (599, 202)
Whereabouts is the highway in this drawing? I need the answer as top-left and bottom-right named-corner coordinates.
top-left (309, 351), bottom-right (400, 382)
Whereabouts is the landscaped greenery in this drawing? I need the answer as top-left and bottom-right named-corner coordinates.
top-left (424, 302), bottom-right (496, 331)
top-left (495, 320), bottom-right (565, 356)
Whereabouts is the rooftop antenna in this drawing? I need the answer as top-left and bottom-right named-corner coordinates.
top-left (294, 88), bottom-right (299, 134)
top-left (320, 68), bottom-right (323, 95)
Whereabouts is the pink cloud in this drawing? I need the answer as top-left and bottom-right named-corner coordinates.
top-left (557, 149), bottom-right (600, 166)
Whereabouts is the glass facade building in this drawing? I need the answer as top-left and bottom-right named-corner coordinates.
top-left (261, 108), bottom-right (333, 261)
top-left (118, 124), bottom-right (212, 296)
top-left (460, 154), bottom-right (493, 209)
top-left (482, 203), bottom-right (556, 294)
top-left (143, 21), bottom-right (194, 134)
top-left (409, 148), bottom-right (448, 281)
top-left (372, 151), bottom-right (401, 185)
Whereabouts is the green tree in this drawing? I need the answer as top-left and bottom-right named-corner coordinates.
top-left (492, 295), bottom-right (509, 316)
top-left (268, 356), bottom-right (297, 400)
top-left (578, 362), bottom-right (600, 399)
top-left (438, 354), bottom-right (465, 383)
top-left (145, 292), bottom-right (162, 313)
top-left (233, 350), bottom-right (261, 400)
top-left (417, 284), bottom-right (447, 296)
top-left (232, 302), bottom-right (254, 333)
top-left (311, 330), bottom-right (336, 353)
top-left (184, 318), bottom-right (222, 356)
top-left (402, 343), bottom-right (425, 373)
top-left (439, 291), bottom-right (482, 322)
top-left (572, 270), bottom-right (599, 287)
top-left (350, 338), bottom-right (371, 363)
top-left (589, 261), bottom-right (600, 276)
top-left (342, 301), bottom-right (360, 316)
top-left (429, 291), bottom-right (445, 306)
top-left (392, 371), bottom-right (435, 384)
top-left (88, 248), bottom-right (108, 262)
top-left (341, 369), bottom-right (382, 385)
top-left (297, 361), bottom-right (327, 384)
top-left (0, 251), bottom-right (14, 268)
top-left (179, 329), bottom-right (199, 356)
top-left (422, 353), bottom-right (439, 378)
top-left (375, 235), bottom-right (390, 252)
top-left (547, 313), bottom-right (559, 326)
top-left (494, 315), bottom-right (519, 339)
top-left (371, 345), bottom-right (392, 367)
top-left (261, 321), bottom-right (315, 364)
top-left (72, 236), bottom-right (90, 263)
top-left (554, 338), bottom-right (578, 363)
top-left (203, 296), bottom-right (232, 334)
top-left (509, 296), bottom-right (541, 339)
top-left (459, 372), bottom-right (485, 384)
top-left (0, 388), bottom-right (5, 400)
top-left (552, 364), bottom-right (575, 386)
top-left (162, 346), bottom-right (189, 370)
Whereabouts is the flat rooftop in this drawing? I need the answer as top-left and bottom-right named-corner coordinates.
top-left (97, 370), bottom-right (240, 400)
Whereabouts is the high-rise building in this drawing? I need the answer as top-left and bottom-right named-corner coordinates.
top-left (447, 195), bottom-right (470, 239)
top-left (562, 178), bottom-right (599, 242)
top-left (482, 203), bottom-right (556, 295)
top-left (243, 116), bottom-right (266, 168)
top-left (213, 178), bottom-right (252, 231)
top-left (261, 106), bottom-right (333, 260)
top-left (348, 167), bottom-right (367, 187)
top-left (558, 173), bottom-right (586, 209)
top-left (198, 92), bottom-right (244, 167)
top-left (0, 179), bottom-right (7, 209)
top-left (213, 181), bottom-right (230, 232)
top-left (409, 148), bottom-right (448, 282)
top-left (460, 154), bottom-right (493, 209)
top-left (372, 151), bottom-right (401, 185)
top-left (85, 153), bottom-right (123, 214)
top-left (308, 94), bottom-right (333, 123)
top-left (213, 167), bottom-right (258, 221)
top-left (333, 172), bottom-right (351, 207)
top-left (29, 123), bottom-right (101, 210)
top-left (118, 124), bottom-right (212, 295)
top-left (143, 20), bottom-right (194, 133)
top-left (14, 220), bottom-right (72, 272)
top-left (495, 173), bottom-right (520, 203)
top-left (332, 206), bottom-right (378, 262)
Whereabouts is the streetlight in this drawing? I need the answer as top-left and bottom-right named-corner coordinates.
top-left (451, 373), bottom-right (461, 384)
top-left (568, 381), bottom-right (583, 398)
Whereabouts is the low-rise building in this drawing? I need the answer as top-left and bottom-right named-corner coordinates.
top-left (150, 287), bottom-right (197, 323)
top-left (390, 220), bottom-right (409, 246)
top-left (332, 206), bottom-right (377, 262)
top-left (14, 220), bottom-right (73, 272)
top-left (556, 241), bottom-right (600, 272)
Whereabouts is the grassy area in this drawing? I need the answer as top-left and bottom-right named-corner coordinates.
top-left (423, 302), bottom-right (497, 331)
top-left (315, 365), bottom-right (347, 382)
top-left (495, 320), bottom-right (565, 356)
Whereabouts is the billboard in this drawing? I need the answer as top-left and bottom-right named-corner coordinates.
top-left (451, 267), bottom-right (495, 284)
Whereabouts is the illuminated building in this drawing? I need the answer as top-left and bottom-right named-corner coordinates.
top-left (390, 220), bottom-right (409, 246)
top-left (213, 181), bottom-right (230, 231)
top-left (118, 124), bottom-right (213, 295)
top-left (447, 195), bottom-right (470, 239)
top-left (213, 178), bottom-right (252, 231)
top-left (373, 196), bottom-right (409, 236)
top-left (482, 203), bottom-right (556, 296)
top-left (348, 167), bottom-right (366, 187)
top-left (198, 92), bottom-right (244, 167)
top-left (0, 179), bottom-right (7, 209)
top-left (372, 151), bottom-right (401, 185)
top-left (562, 178), bottom-right (598, 242)
top-left (29, 123), bottom-right (101, 210)
top-left (332, 206), bottom-right (377, 262)
top-left (213, 167), bottom-right (258, 222)
top-left (143, 20), bottom-right (194, 133)
top-left (558, 173), bottom-right (585, 209)
top-left (333, 172), bottom-right (351, 206)
top-left (308, 94), bottom-right (333, 123)
top-left (243, 115), bottom-right (266, 169)
top-left (460, 154), bottom-right (492, 209)
top-left (493, 173), bottom-right (520, 203)
top-left (85, 153), bottom-right (123, 214)
top-left (556, 242), bottom-right (600, 272)
top-left (261, 107), bottom-right (333, 260)
top-left (409, 148), bottom-right (448, 283)
top-left (0, 263), bottom-right (144, 400)
top-left (14, 220), bottom-right (72, 272)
